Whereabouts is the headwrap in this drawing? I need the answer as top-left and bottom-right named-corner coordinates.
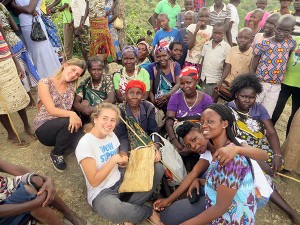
top-left (125, 80), bottom-right (146, 94)
top-left (179, 66), bottom-right (199, 80)
top-left (154, 44), bottom-right (170, 55)
top-left (137, 41), bottom-right (152, 53)
top-left (122, 45), bottom-right (138, 57)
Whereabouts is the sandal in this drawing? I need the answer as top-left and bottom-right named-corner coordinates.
top-left (7, 138), bottom-right (30, 148)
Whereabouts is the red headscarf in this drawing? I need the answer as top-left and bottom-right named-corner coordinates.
top-left (179, 66), bottom-right (199, 80)
top-left (125, 80), bottom-right (146, 93)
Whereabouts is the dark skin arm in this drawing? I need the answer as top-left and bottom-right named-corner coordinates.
top-left (46, 0), bottom-right (61, 13)
top-left (186, 30), bottom-right (196, 50)
top-left (262, 119), bottom-right (283, 173)
top-left (153, 158), bottom-right (209, 211)
top-left (180, 184), bottom-right (238, 225)
top-left (149, 80), bottom-right (155, 104)
top-left (7, 14), bottom-right (19, 32)
top-left (216, 63), bottom-right (231, 89)
top-left (0, 159), bottom-right (56, 207)
top-left (155, 76), bottom-right (180, 107)
top-left (80, 0), bottom-right (89, 27)
top-left (107, 0), bottom-right (119, 24)
top-left (115, 89), bottom-right (125, 103)
top-left (244, 19), bottom-right (250, 28)
top-left (250, 55), bottom-right (260, 73)
top-left (11, 0), bottom-right (39, 15)
top-left (227, 21), bottom-right (233, 47)
top-left (224, 18), bottom-right (230, 32)
top-left (150, 12), bottom-right (159, 30)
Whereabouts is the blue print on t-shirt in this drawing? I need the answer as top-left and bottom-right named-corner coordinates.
top-left (99, 142), bottom-right (118, 162)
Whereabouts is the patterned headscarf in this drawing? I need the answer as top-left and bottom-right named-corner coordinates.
top-left (122, 45), bottom-right (138, 57)
top-left (154, 44), bottom-right (170, 55)
top-left (137, 41), bottom-right (152, 53)
top-left (179, 66), bottom-right (199, 80)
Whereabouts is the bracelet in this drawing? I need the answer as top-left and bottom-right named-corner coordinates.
top-left (273, 154), bottom-right (283, 158)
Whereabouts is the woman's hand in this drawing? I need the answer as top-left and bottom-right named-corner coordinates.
top-left (32, 9), bottom-right (39, 16)
top-left (68, 112), bottom-right (82, 133)
top-left (187, 179), bottom-right (200, 198)
top-left (154, 150), bottom-right (161, 162)
top-left (272, 155), bottom-right (283, 173)
top-left (153, 198), bottom-right (171, 211)
top-left (213, 146), bottom-right (239, 166)
top-left (14, 60), bottom-right (25, 80)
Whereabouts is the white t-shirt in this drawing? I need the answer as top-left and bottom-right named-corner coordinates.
top-left (75, 132), bottom-right (121, 206)
top-left (185, 24), bottom-right (213, 64)
top-left (227, 3), bottom-right (239, 45)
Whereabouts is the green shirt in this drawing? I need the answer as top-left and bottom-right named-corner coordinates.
top-left (61, 0), bottom-right (73, 23)
top-left (113, 67), bottom-right (150, 96)
top-left (154, 0), bottom-right (181, 28)
top-left (282, 36), bottom-right (300, 88)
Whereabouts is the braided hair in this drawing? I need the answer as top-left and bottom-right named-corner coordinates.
top-left (207, 103), bottom-right (254, 176)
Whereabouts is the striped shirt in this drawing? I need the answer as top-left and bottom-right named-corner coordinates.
top-left (0, 31), bottom-right (11, 61)
top-left (209, 3), bottom-right (231, 26)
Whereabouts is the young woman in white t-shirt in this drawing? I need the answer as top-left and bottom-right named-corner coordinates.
top-left (75, 103), bottom-right (164, 225)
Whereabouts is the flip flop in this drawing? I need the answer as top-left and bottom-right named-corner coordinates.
top-left (7, 138), bottom-right (30, 148)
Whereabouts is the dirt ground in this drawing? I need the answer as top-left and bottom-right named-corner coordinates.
top-left (0, 98), bottom-right (299, 225)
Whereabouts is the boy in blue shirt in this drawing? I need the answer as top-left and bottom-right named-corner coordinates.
top-left (152, 13), bottom-right (180, 48)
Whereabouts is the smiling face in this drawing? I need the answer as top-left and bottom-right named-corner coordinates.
top-left (200, 109), bottom-right (228, 140)
top-left (156, 50), bottom-right (170, 67)
top-left (62, 64), bottom-right (84, 82)
top-left (137, 43), bottom-right (149, 61)
top-left (183, 128), bottom-right (208, 154)
top-left (263, 16), bottom-right (278, 35)
top-left (125, 87), bottom-right (143, 108)
top-left (235, 87), bottom-right (256, 113)
top-left (88, 61), bottom-right (103, 82)
top-left (184, 0), bottom-right (194, 10)
top-left (212, 26), bottom-right (225, 43)
top-left (256, 0), bottom-right (268, 9)
top-left (170, 44), bottom-right (183, 61)
top-left (250, 11), bottom-right (263, 25)
top-left (158, 16), bottom-right (170, 30)
top-left (295, 0), bottom-right (300, 11)
top-left (180, 76), bottom-right (197, 96)
top-left (122, 51), bottom-right (137, 70)
top-left (94, 109), bottom-right (118, 137)
top-left (280, 0), bottom-right (292, 8)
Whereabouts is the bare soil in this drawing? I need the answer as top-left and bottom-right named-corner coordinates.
top-left (0, 100), bottom-right (299, 225)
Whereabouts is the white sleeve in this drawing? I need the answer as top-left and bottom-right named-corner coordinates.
top-left (75, 134), bottom-right (96, 163)
top-left (199, 150), bottom-right (213, 163)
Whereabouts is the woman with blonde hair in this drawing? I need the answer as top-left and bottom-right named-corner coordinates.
top-left (76, 102), bottom-right (164, 225)
top-left (34, 58), bottom-right (86, 172)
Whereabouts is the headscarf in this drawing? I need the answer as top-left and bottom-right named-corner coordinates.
top-left (179, 66), bottom-right (199, 80)
top-left (122, 45), bottom-right (138, 57)
top-left (137, 41), bottom-right (151, 53)
top-left (125, 80), bottom-right (146, 93)
top-left (154, 44), bottom-right (170, 55)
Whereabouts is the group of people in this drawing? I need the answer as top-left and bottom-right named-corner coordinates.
top-left (1, 0), bottom-right (300, 224)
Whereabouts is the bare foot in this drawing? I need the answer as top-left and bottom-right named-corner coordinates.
top-left (25, 125), bottom-right (35, 136)
top-left (147, 210), bottom-right (164, 225)
top-left (7, 134), bottom-right (29, 147)
top-left (65, 211), bottom-right (88, 225)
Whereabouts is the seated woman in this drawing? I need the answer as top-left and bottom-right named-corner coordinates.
top-left (154, 120), bottom-right (268, 225)
top-left (169, 41), bottom-right (183, 67)
top-left (75, 103), bottom-right (164, 225)
top-left (73, 56), bottom-right (115, 123)
top-left (147, 45), bottom-right (181, 113)
top-left (34, 58), bottom-right (86, 172)
top-left (113, 46), bottom-right (150, 103)
top-left (115, 80), bottom-right (160, 152)
top-left (228, 73), bottom-right (300, 224)
top-left (137, 40), bottom-right (152, 69)
top-left (165, 67), bottom-right (213, 170)
top-left (159, 104), bottom-right (257, 225)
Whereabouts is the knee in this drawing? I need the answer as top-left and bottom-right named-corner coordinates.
top-left (154, 163), bottom-right (165, 180)
top-left (24, 184), bottom-right (37, 194)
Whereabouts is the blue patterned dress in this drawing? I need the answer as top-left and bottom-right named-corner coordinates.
top-left (205, 150), bottom-right (256, 224)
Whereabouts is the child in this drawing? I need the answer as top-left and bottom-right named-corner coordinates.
top-left (200, 22), bottom-right (230, 96)
top-left (215, 28), bottom-right (254, 102)
top-left (152, 13), bottom-right (180, 48)
top-left (244, 0), bottom-right (270, 29)
top-left (184, 7), bottom-right (213, 72)
top-left (252, 13), bottom-right (281, 48)
top-left (0, 160), bottom-right (88, 225)
top-left (248, 8), bottom-right (264, 34)
top-left (71, 0), bottom-right (90, 61)
top-left (75, 103), bottom-right (164, 225)
top-left (176, 0), bottom-right (197, 29)
top-left (178, 10), bottom-right (195, 67)
top-left (251, 14), bottom-right (297, 117)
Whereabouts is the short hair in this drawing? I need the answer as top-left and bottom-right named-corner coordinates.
top-left (199, 7), bottom-right (209, 13)
top-left (158, 13), bottom-right (169, 20)
top-left (87, 56), bottom-right (105, 70)
top-left (252, 8), bottom-right (264, 17)
top-left (169, 41), bottom-right (182, 50)
top-left (176, 121), bottom-right (200, 139)
top-left (136, 37), bottom-right (146, 44)
top-left (267, 13), bottom-right (281, 22)
top-left (277, 14), bottom-right (297, 27)
top-left (229, 73), bottom-right (263, 98)
top-left (185, 10), bottom-right (195, 17)
top-left (238, 27), bottom-right (254, 36)
top-left (213, 22), bottom-right (225, 30)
